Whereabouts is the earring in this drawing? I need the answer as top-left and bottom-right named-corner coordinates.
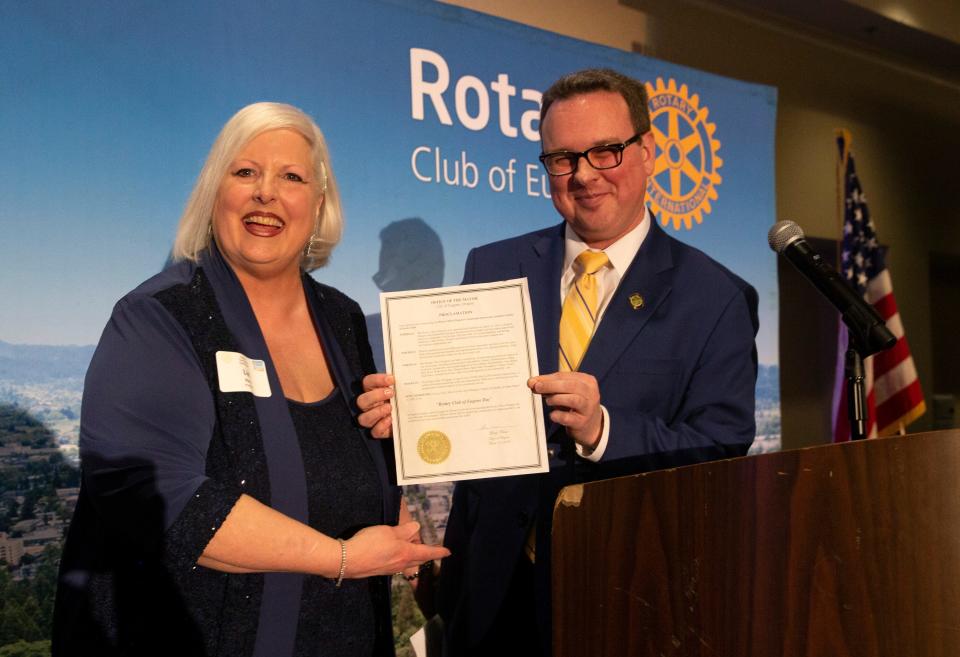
top-left (304, 207), bottom-right (322, 260)
top-left (304, 230), bottom-right (319, 259)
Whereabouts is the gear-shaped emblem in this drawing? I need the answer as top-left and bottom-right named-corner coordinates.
top-left (645, 78), bottom-right (723, 230)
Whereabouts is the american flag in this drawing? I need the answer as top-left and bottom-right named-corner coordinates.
top-left (832, 132), bottom-right (925, 441)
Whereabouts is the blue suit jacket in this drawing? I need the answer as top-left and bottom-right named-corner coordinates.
top-left (438, 218), bottom-right (759, 656)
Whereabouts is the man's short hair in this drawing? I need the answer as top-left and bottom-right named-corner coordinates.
top-left (540, 68), bottom-right (651, 135)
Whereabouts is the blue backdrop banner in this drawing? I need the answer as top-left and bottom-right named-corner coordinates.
top-left (1, 0), bottom-right (780, 452)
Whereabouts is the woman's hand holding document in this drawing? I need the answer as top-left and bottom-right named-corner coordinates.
top-left (374, 279), bottom-right (548, 484)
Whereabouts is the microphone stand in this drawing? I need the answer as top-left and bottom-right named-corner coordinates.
top-left (842, 300), bottom-right (897, 441)
top-left (845, 337), bottom-right (867, 440)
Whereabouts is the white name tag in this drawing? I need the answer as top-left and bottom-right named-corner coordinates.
top-left (215, 351), bottom-right (272, 398)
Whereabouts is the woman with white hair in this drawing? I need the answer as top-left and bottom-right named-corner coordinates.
top-left (53, 102), bottom-right (447, 657)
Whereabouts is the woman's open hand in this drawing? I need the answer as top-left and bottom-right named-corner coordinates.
top-left (345, 521), bottom-right (449, 578)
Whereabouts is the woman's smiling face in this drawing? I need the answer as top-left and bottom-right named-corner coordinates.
top-left (213, 128), bottom-right (323, 280)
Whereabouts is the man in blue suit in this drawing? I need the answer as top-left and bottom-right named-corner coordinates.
top-left (359, 68), bottom-right (758, 657)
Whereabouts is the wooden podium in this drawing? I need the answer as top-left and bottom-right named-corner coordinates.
top-left (552, 430), bottom-right (960, 657)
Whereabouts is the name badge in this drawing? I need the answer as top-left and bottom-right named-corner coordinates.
top-left (215, 351), bottom-right (272, 397)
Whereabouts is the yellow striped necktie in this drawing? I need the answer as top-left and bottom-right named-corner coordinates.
top-left (559, 250), bottom-right (610, 372)
top-left (524, 251), bottom-right (609, 563)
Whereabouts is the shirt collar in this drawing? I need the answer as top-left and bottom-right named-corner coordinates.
top-left (562, 206), bottom-right (651, 276)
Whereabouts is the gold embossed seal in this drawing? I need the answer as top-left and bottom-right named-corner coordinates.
top-left (417, 430), bottom-right (451, 464)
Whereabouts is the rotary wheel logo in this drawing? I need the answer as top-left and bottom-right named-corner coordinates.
top-left (645, 78), bottom-right (723, 230)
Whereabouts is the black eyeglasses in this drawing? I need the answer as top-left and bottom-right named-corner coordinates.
top-left (538, 132), bottom-right (645, 176)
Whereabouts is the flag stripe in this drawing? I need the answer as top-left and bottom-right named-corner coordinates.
top-left (877, 380), bottom-right (925, 432)
top-left (879, 310), bottom-right (904, 339)
top-left (871, 336), bottom-right (911, 376)
top-left (874, 355), bottom-right (919, 404)
top-left (872, 291), bottom-right (897, 322)
top-left (865, 269), bottom-right (892, 305)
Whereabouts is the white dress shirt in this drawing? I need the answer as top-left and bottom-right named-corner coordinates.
top-left (559, 207), bottom-right (652, 461)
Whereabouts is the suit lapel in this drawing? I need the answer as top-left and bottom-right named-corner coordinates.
top-left (521, 224), bottom-right (565, 375)
top-left (579, 219), bottom-right (676, 383)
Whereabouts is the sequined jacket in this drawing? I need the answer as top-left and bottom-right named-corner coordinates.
top-left (52, 248), bottom-right (399, 657)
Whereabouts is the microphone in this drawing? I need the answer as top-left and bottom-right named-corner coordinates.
top-left (768, 220), bottom-right (895, 356)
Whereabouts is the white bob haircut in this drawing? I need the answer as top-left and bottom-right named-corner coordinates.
top-left (171, 102), bottom-right (343, 271)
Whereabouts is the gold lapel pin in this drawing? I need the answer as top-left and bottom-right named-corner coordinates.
top-left (629, 293), bottom-right (645, 310)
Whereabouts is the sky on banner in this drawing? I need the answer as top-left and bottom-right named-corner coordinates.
top-left (1, 0), bottom-right (779, 445)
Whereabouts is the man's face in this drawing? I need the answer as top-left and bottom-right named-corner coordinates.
top-left (540, 90), bottom-right (655, 249)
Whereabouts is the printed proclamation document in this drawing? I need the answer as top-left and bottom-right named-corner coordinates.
top-left (380, 279), bottom-right (548, 484)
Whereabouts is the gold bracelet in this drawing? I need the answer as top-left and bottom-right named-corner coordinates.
top-left (335, 538), bottom-right (346, 588)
